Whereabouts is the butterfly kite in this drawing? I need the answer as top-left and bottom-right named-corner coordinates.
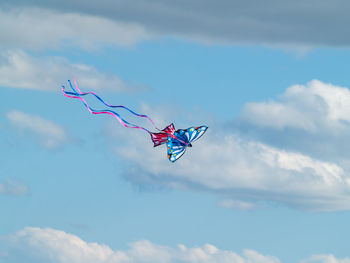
top-left (62, 79), bottom-right (208, 162)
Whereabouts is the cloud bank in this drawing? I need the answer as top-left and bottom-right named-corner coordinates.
top-left (0, 7), bottom-right (150, 50)
top-left (2, 0), bottom-right (350, 47)
top-left (5, 227), bottom-right (349, 263)
top-left (6, 227), bottom-right (280, 263)
top-left (115, 131), bottom-right (350, 212)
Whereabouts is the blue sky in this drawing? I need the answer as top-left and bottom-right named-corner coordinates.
top-left (1, 1), bottom-right (350, 263)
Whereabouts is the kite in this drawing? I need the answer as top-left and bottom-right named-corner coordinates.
top-left (62, 79), bottom-right (208, 162)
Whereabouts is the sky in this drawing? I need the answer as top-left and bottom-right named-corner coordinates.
top-left (1, 1), bottom-right (350, 262)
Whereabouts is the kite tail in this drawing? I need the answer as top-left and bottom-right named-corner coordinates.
top-left (62, 80), bottom-right (152, 134)
top-left (70, 77), bottom-right (160, 131)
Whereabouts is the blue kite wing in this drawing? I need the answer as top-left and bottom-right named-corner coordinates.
top-left (183, 126), bottom-right (208, 143)
top-left (167, 138), bottom-right (186, 162)
top-left (166, 125), bottom-right (208, 162)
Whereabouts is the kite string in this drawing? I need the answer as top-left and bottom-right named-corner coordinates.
top-left (62, 83), bottom-right (152, 133)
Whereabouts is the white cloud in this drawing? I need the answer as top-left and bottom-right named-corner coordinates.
top-left (0, 7), bottom-right (150, 50)
top-left (240, 80), bottom-right (350, 132)
top-left (8, 227), bottom-right (280, 263)
top-left (0, 50), bottom-right (133, 92)
top-left (109, 122), bottom-right (350, 212)
top-left (235, 79), bottom-right (350, 162)
top-left (301, 254), bottom-right (350, 263)
top-left (6, 110), bottom-right (68, 148)
top-left (0, 178), bottom-right (28, 196)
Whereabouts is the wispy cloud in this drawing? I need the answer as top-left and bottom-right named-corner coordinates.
top-left (6, 110), bottom-right (68, 148)
top-left (0, 50), bottom-right (134, 92)
top-left (7, 227), bottom-right (280, 263)
top-left (0, 178), bottom-right (28, 196)
top-left (301, 254), bottom-right (350, 263)
top-left (217, 199), bottom-right (255, 211)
